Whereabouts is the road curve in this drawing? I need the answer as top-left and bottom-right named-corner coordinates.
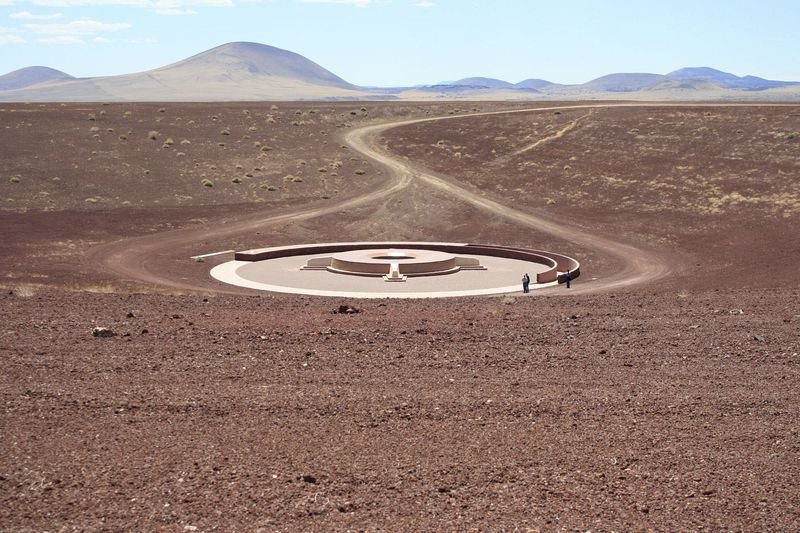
top-left (89, 121), bottom-right (416, 293)
top-left (346, 103), bottom-right (685, 293)
top-left (95, 102), bottom-right (763, 294)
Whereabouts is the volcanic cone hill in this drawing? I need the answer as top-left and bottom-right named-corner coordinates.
top-left (0, 66), bottom-right (74, 91)
top-left (0, 42), bottom-right (369, 102)
top-left (2, 42), bottom-right (799, 101)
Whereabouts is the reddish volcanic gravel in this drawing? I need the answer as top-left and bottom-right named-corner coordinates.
top-left (383, 104), bottom-right (800, 290)
top-left (1, 288), bottom-right (799, 530)
top-left (2, 102), bottom-right (800, 530)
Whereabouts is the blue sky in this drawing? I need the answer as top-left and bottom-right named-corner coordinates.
top-left (0, 0), bottom-right (798, 85)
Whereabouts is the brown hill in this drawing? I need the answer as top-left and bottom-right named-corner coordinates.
top-left (159, 42), bottom-right (356, 90)
top-left (2, 45), bottom-right (799, 102)
top-left (0, 42), bottom-right (370, 102)
top-left (0, 66), bottom-right (73, 90)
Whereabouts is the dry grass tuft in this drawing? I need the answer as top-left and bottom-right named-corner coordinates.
top-left (83, 284), bottom-right (118, 294)
top-left (10, 285), bottom-right (37, 297)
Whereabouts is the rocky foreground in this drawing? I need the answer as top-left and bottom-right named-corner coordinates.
top-left (1, 287), bottom-right (798, 530)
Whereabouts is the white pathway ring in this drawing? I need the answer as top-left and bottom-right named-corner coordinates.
top-left (210, 260), bottom-right (560, 298)
top-left (209, 242), bottom-right (579, 298)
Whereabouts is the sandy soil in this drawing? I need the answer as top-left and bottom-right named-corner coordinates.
top-left (1, 102), bottom-right (800, 530)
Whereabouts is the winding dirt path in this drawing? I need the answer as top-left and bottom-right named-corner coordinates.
top-left (90, 121), bottom-right (417, 293)
top-left (512, 111), bottom-right (593, 156)
top-left (93, 102), bottom-right (746, 294)
top-left (346, 104), bottom-right (678, 293)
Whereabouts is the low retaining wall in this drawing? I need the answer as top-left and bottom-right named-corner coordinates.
top-left (235, 242), bottom-right (580, 286)
top-left (467, 244), bottom-right (580, 284)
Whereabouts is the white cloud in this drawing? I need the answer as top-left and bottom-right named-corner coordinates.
top-left (24, 19), bottom-right (132, 35)
top-left (10, 10), bottom-right (64, 19)
top-left (155, 7), bottom-right (198, 14)
top-left (0, 34), bottom-right (27, 43)
top-left (37, 34), bottom-right (84, 43)
top-left (298, 0), bottom-right (373, 6)
top-left (31, 0), bottom-right (233, 6)
top-left (414, 1), bottom-right (435, 6)
top-left (5, 0), bottom-right (247, 15)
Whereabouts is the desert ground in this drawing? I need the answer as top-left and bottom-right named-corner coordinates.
top-left (1, 101), bottom-right (799, 530)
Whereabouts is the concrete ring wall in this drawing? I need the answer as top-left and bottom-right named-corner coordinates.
top-left (329, 249), bottom-right (458, 276)
top-left (234, 242), bottom-right (579, 285)
top-left (467, 244), bottom-right (580, 283)
top-left (330, 257), bottom-right (396, 275)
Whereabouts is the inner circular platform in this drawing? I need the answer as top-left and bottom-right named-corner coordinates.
top-left (210, 242), bottom-right (580, 298)
top-left (329, 248), bottom-right (459, 277)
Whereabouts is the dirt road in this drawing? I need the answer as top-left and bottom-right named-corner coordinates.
top-left (345, 104), bottom-right (684, 293)
top-left (89, 120), bottom-right (415, 293)
top-left (95, 102), bottom-right (753, 294)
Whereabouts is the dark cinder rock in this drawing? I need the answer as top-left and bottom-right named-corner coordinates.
top-left (91, 327), bottom-right (116, 338)
top-left (335, 304), bottom-right (360, 314)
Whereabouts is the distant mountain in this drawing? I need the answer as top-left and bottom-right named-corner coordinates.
top-left (514, 78), bottom-right (560, 90)
top-left (667, 67), bottom-right (799, 90)
top-left (2, 46), bottom-right (798, 101)
top-left (668, 67), bottom-right (739, 85)
top-left (580, 73), bottom-right (666, 92)
top-left (447, 77), bottom-right (516, 89)
top-left (0, 42), bottom-right (368, 102)
top-left (433, 68), bottom-right (799, 96)
top-left (0, 66), bottom-right (73, 91)
top-left (435, 77), bottom-right (560, 91)
top-left (160, 42), bottom-right (356, 90)
top-left (644, 78), bottom-right (729, 93)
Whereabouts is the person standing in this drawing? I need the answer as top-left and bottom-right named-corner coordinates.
top-left (565, 270), bottom-right (572, 289)
top-left (521, 273), bottom-right (530, 293)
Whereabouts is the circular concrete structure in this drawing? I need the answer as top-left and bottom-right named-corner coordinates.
top-left (329, 248), bottom-right (460, 277)
top-left (210, 242), bottom-right (580, 298)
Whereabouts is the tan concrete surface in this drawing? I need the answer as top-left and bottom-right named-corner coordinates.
top-left (211, 253), bottom-right (555, 298)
